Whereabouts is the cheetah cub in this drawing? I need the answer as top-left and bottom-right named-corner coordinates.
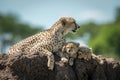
top-left (60, 42), bottom-right (80, 66)
top-left (78, 46), bottom-right (92, 60)
top-left (78, 46), bottom-right (104, 64)
top-left (8, 17), bottom-right (80, 70)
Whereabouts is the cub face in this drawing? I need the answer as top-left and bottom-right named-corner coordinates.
top-left (59, 17), bottom-right (80, 35)
top-left (62, 42), bottom-right (80, 58)
top-left (78, 46), bottom-right (92, 60)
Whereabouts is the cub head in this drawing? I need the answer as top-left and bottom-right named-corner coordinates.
top-left (78, 46), bottom-right (93, 60)
top-left (62, 42), bottom-right (80, 58)
top-left (59, 17), bottom-right (80, 35)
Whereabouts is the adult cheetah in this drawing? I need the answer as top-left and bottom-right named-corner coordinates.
top-left (8, 17), bottom-right (80, 70)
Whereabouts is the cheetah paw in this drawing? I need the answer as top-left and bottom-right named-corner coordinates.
top-left (47, 60), bottom-right (54, 70)
top-left (61, 57), bottom-right (68, 63)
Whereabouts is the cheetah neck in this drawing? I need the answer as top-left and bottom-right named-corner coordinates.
top-left (51, 25), bottom-right (64, 36)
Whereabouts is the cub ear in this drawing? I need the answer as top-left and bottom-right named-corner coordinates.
top-left (62, 45), bottom-right (66, 52)
top-left (76, 43), bottom-right (80, 47)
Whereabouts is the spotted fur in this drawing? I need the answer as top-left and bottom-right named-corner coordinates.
top-left (78, 46), bottom-right (92, 60)
top-left (8, 17), bottom-right (80, 70)
top-left (60, 42), bottom-right (79, 66)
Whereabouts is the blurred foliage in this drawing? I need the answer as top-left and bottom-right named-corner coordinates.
top-left (0, 13), bottom-right (43, 52)
top-left (0, 13), bottom-right (43, 38)
top-left (89, 24), bottom-right (120, 57)
top-left (89, 7), bottom-right (120, 58)
top-left (115, 7), bottom-right (120, 23)
top-left (67, 7), bottom-right (120, 59)
top-left (0, 13), bottom-right (43, 40)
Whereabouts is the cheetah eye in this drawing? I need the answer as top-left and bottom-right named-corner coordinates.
top-left (69, 47), bottom-right (73, 48)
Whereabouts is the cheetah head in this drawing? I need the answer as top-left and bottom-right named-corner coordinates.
top-left (59, 17), bottom-right (80, 35)
top-left (62, 42), bottom-right (80, 58)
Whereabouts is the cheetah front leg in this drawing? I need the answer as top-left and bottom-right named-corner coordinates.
top-left (30, 45), bottom-right (54, 70)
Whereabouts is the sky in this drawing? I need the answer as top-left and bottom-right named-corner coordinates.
top-left (0, 0), bottom-right (120, 29)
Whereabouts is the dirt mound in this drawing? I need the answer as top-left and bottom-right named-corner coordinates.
top-left (0, 53), bottom-right (120, 80)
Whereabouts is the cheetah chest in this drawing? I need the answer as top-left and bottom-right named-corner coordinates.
top-left (51, 37), bottom-right (65, 52)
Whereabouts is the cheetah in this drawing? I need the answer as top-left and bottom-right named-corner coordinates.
top-left (59, 42), bottom-right (79, 66)
top-left (8, 17), bottom-right (80, 70)
top-left (78, 46), bottom-right (104, 64)
top-left (78, 46), bottom-right (92, 60)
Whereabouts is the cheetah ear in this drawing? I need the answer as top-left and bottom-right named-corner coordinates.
top-left (61, 19), bottom-right (66, 26)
